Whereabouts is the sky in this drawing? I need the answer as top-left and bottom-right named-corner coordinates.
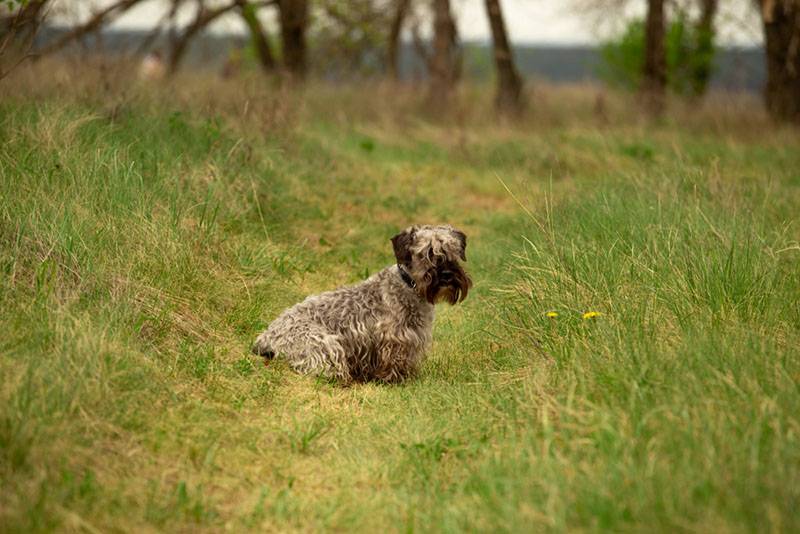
top-left (51, 0), bottom-right (763, 46)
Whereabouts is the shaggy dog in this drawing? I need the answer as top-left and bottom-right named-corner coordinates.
top-left (251, 225), bottom-right (472, 383)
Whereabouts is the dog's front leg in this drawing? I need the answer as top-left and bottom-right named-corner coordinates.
top-left (373, 341), bottom-right (421, 384)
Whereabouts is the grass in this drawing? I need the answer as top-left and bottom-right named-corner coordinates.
top-left (1, 59), bottom-right (799, 532)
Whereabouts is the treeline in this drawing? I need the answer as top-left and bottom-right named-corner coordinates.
top-left (1, 0), bottom-right (799, 123)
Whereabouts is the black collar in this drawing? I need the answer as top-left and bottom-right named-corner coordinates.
top-left (397, 265), bottom-right (416, 289)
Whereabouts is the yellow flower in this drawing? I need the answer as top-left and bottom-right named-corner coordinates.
top-left (545, 311), bottom-right (559, 318)
top-left (582, 311), bottom-right (603, 319)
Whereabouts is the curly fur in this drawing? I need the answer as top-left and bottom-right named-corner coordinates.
top-left (251, 224), bottom-right (472, 384)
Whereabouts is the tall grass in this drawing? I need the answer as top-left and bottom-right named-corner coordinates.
top-left (1, 59), bottom-right (798, 531)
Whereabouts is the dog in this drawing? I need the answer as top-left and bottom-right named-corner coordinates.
top-left (251, 224), bottom-right (472, 384)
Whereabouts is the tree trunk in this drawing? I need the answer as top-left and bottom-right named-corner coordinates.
top-left (238, 0), bottom-right (277, 73)
top-left (1, 0), bottom-right (47, 43)
top-left (388, 0), bottom-right (410, 81)
top-left (485, 0), bottom-right (523, 114)
top-left (428, 0), bottom-right (459, 106)
top-left (278, 0), bottom-right (308, 79)
top-left (642, 0), bottom-right (667, 114)
top-left (691, 0), bottom-right (718, 97)
top-left (0, 0), bottom-right (48, 81)
top-left (760, 0), bottom-right (800, 123)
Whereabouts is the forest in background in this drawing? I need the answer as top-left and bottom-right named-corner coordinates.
top-left (2, 0), bottom-right (800, 121)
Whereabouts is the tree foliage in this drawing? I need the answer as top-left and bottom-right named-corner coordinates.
top-left (601, 9), bottom-right (717, 97)
top-left (313, 0), bottom-right (394, 76)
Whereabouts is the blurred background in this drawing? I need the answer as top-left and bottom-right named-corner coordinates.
top-left (1, 0), bottom-right (798, 122)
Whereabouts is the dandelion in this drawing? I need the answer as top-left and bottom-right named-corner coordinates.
top-left (545, 311), bottom-right (559, 318)
top-left (582, 311), bottom-right (603, 319)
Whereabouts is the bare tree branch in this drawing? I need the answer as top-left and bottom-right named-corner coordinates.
top-left (133, 0), bottom-right (186, 57)
top-left (36, 0), bottom-right (144, 56)
top-left (168, 0), bottom-right (240, 74)
top-left (1, 0), bottom-right (49, 81)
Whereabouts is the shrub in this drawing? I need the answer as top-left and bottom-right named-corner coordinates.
top-left (600, 12), bottom-right (716, 96)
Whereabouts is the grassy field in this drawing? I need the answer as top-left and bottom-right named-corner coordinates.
top-left (1, 61), bottom-right (799, 532)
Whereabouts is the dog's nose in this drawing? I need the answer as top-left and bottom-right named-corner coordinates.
top-left (440, 270), bottom-right (455, 282)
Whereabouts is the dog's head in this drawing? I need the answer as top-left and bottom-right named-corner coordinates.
top-left (391, 224), bottom-right (472, 305)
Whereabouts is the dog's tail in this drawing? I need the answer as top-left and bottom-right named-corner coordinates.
top-left (251, 334), bottom-right (276, 362)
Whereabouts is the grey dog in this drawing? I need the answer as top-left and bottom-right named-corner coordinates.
top-left (251, 225), bottom-right (472, 384)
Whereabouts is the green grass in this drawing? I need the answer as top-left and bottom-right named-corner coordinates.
top-left (1, 63), bottom-right (799, 532)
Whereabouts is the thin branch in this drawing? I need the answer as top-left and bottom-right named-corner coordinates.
top-left (36, 0), bottom-right (144, 56)
top-left (133, 0), bottom-right (185, 57)
top-left (0, 50), bottom-right (37, 81)
top-left (168, 0), bottom-right (240, 74)
top-left (0, 0), bottom-right (48, 81)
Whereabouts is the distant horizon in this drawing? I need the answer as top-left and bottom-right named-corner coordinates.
top-left (41, 23), bottom-right (765, 51)
top-left (35, 25), bottom-right (765, 92)
top-left (50, 0), bottom-right (763, 47)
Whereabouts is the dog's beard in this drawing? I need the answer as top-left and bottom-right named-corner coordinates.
top-left (433, 285), bottom-right (461, 305)
top-left (421, 269), bottom-right (472, 305)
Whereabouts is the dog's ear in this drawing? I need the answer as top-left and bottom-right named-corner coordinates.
top-left (391, 228), bottom-right (415, 265)
top-left (452, 229), bottom-right (467, 261)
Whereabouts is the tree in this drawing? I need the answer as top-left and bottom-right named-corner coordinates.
top-left (691, 0), bottom-right (718, 96)
top-left (278, 0), bottom-right (309, 79)
top-left (1, 0), bottom-right (47, 44)
top-left (24, 0), bottom-right (282, 78)
top-left (168, 1), bottom-right (239, 74)
top-left (36, 0), bottom-right (144, 56)
top-left (168, 0), bottom-right (279, 76)
top-left (1, 0), bottom-right (48, 80)
top-left (599, 3), bottom-right (718, 98)
top-left (642, 0), bottom-right (667, 114)
top-left (387, 0), bottom-right (410, 80)
top-left (315, 0), bottom-right (394, 76)
top-left (758, 0), bottom-right (800, 123)
top-left (237, 0), bottom-right (277, 73)
top-left (484, 0), bottom-right (523, 113)
top-left (428, 0), bottom-right (459, 105)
